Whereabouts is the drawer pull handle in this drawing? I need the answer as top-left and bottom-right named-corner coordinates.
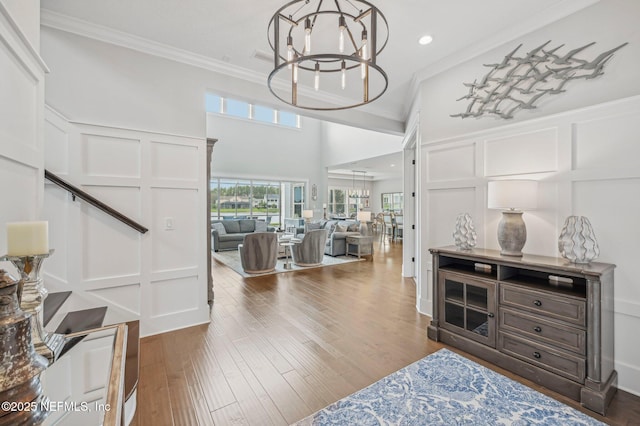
top-left (533, 300), bottom-right (542, 307)
top-left (488, 313), bottom-right (495, 318)
top-left (533, 351), bottom-right (541, 359)
top-left (534, 326), bottom-right (542, 333)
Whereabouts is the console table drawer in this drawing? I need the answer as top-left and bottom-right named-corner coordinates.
top-left (500, 284), bottom-right (585, 326)
top-left (499, 332), bottom-right (585, 383)
top-left (499, 308), bottom-right (586, 355)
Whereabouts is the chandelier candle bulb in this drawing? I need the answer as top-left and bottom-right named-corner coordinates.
top-left (304, 17), bottom-right (312, 53)
top-left (338, 16), bottom-right (346, 53)
top-left (6, 221), bottom-right (49, 256)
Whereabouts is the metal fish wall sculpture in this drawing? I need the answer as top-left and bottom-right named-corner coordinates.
top-left (451, 41), bottom-right (628, 120)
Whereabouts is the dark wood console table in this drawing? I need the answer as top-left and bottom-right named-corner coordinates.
top-left (428, 246), bottom-right (616, 415)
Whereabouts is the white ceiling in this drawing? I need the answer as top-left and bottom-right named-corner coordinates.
top-left (39, 0), bottom-right (597, 178)
top-left (329, 152), bottom-right (403, 180)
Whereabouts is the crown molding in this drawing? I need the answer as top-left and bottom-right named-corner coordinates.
top-left (40, 9), bottom-right (398, 121)
top-left (41, 10), bottom-right (262, 82)
top-left (408, 0), bottom-right (600, 97)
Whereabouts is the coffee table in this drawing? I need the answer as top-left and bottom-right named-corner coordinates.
top-left (346, 235), bottom-right (374, 258)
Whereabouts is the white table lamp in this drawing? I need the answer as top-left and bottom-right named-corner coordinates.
top-left (302, 210), bottom-right (314, 223)
top-left (488, 180), bottom-right (538, 257)
top-left (357, 211), bottom-right (371, 235)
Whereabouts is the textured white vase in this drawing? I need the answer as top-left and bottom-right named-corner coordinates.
top-left (453, 213), bottom-right (477, 250)
top-left (558, 216), bottom-right (600, 263)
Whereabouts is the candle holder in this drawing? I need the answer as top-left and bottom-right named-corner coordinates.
top-left (0, 269), bottom-right (49, 425)
top-left (1, 250), bottom-right (65, 363)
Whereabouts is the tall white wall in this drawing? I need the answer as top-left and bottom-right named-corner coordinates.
top-left (207, 113), bottom-right (327, 212)
top-left (415, 0), bottom-right (640, 395)
top-left (323, 121), bottom-right (403, 168)
top-left (0, 2), bottom-right (47, 270)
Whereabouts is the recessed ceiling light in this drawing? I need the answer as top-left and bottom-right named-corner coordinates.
top-left (390, 164), bottom-right (396, 167)
top-left (418, 35), bottom-right (433, 46)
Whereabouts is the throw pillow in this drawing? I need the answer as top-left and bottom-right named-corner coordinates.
top-left (347, 222), bottom-right (359, 232)
top-left (305, 222), bottom-right (322, 232)
top-left (255, 221), bottom-right (268, 232)
top-left (212, 222), bottom-right (226, 235)
top-left (336, 223), bottom-right (348, 233)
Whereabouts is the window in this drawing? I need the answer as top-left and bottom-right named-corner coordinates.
top-left (293, 184), bottom-right (304, 218)
top-left (205, 93), bottom-right (300, 129)
top-left (328, 188), bottom-right (347, 216)
top-left (381, 192), bottom-right (403, 213)
top-left (211, 178), bottom-right (304, 229)
top-left (206, 94), bottom-right (222, 113)
top-left (279, 110), bottom-right (298, 128)
top-left (253, 105), bottom-right (274, 124)
top-left (226, 99), bottom-right (249, 119)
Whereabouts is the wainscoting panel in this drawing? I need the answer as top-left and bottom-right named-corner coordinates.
top-left (573, 178), bottom-right (639, 302)
top-left (151, 140), bottom-right (199, 182)
top-left (150, 187), bottom-right (199, 273)
top-left (88, 284), bottom-right (141, 315)
top-left (44, 112), bottom-right (70, 174)
top-left (426, 143), bottom-right (475, 182)
top-left (150, 275), bottom-right (200, 318)
top-left (43, 184), bottom-right (70, 284)
top-left (0, 157), bottom-right (39, 227)
top-left (81, 191), bottom-right (141, 281)
top-left (573, 110), bottom-right (640, 171)
top-left (84, 184), bottom-right (143, 224)
top-left (82, 134), bottom-right (141, 178)
top-left (0, 37), bottom-right (37, 151)
top-left (426, 187), bottom-right (476, 248)
top-left (484, 128), bottom-right (558, 177)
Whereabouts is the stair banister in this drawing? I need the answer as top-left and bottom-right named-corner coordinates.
top-left (44, 170), bottom-right (149, 234)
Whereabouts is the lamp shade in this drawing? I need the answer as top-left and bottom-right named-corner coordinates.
top-left (302, 210), bottom-right (314, 219)
top-left (487, 180), bottom-right (538, 210)
top-left (357, 211), bottom-right (371, 222)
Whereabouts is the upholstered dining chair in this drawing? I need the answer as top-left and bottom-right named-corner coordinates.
top-left (238, 232), bottom-right (278, 274)
top-left (291, 229), bottom-right (328, 267)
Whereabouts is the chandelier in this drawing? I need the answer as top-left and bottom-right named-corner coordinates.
top-left (349, 170), bottom-right (370, 199)
top-left (268, 0), bottom-right (389, 111)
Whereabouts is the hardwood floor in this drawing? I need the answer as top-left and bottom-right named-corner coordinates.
top-left (131, 240), bottom-right (640, 425)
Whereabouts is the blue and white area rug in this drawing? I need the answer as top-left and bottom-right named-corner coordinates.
top-left (294, 349), bottom-right (604, 425)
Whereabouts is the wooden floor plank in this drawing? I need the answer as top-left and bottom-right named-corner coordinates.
top-left (131, 240), bottom-right (640, 426)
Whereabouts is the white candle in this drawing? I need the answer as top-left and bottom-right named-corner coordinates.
top-left (6, 221), bottom-right (49, 256)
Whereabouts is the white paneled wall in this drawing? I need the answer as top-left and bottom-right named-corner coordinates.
top-left (44, 107), bottom-right (210, 337)
top-left (0, 3), bottom-right (47, 265)
top-left (418, 95), bottom-right (640, 395)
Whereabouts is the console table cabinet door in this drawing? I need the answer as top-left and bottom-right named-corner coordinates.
top-left (439, 271), bottom-right (497, 348)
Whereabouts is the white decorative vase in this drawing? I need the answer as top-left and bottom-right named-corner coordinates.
top-left (453, 213), bottom-right (477, 250)
top-left (558, 216), bottom-right (600, 264)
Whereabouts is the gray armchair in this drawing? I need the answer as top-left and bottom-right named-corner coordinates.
top-left (291, 229), bottom-right (328, 267)
top-left (238, 232), bottom-right (278, 274)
